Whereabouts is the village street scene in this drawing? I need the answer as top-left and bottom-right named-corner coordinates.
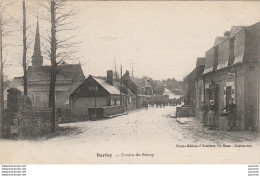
top-left (0, 1), bottom-right (260, 164)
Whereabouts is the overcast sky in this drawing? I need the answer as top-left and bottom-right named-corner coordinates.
top-left (3, 1), bottom-right (260, 81)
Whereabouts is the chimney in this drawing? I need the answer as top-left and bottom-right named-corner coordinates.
top-left (107, 70), bottom-right (113, 85)
top-left (224, 31), bottom-right (230, 37)
top-left (125, 70), bottom-right (130, 77)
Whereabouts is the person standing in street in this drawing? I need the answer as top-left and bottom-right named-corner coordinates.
top-left (208, 100), bottom-right (217, 130)
top-left (201, 101), bottom-right (208, 126)
top-left (220, 98), bottom-right (237, 131)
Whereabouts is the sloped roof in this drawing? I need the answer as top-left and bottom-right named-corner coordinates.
top-left (113, 81), bottom-right (135, 96)
top-left (27, 64), bottom-right (82, 82)
top-left (216, 39), bottom-right (229, 70)
top-left (125, 76), bottom-right (152, 88)
top-left (203, 48), bottom-right (215, 74)
top-left (186, 67), bottom-right (197, 81)
top-left (214, 36), bottom-right (228, 46)
top-left (144, 79), bottom-right (152, 88)
top-left (128, 77), bottom-right (143, 88)
top-left (229, 26), bottom-right (246, 37)
top-left (196, 57), bottom-right (205, 67)
top-left (163, 88), bottom-right (180, 99)
top-left (93, 77), bottom-right (121, 95)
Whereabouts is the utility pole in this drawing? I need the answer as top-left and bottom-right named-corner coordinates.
top-left (130, 62), bottom-right (138, 78)
top-left (114, 59), bottom-right (118, 80)
top-left (22, 0), bottom-right (27, 96)
top-left (120, 65), bottom-right (122, 105)
top-left (132, 65), bottom-right (133, 78)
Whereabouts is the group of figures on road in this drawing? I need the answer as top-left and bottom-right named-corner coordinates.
top-left (202, 98), bottom-right (237, 131)
top-left (152, 98), bottom-right (182, 108)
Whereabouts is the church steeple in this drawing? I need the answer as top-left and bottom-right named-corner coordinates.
top-left (32, 17), bottom-right (43, 68)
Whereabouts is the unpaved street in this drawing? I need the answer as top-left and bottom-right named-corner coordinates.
top-left (0, 106), bottom-right (259, 164)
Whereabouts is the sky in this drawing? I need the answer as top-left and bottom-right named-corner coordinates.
top-left (2, 1), bottom-right (260, 81)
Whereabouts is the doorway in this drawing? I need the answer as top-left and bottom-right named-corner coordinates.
top-left (206, 87), bottom-right (219, 111)
top-left (226, 86), bottom-right (232, 105)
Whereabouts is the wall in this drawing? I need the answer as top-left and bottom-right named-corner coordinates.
top-left (233, 30), bottom-right (245, 64)
top-left (217, 39), bottom-right (229, 70)
top-left (137, 95), bottom-right (146, 108)
top-left (28, 91), bottom-right (49, 108)
top-left (103, 105), bottom-right (124, 117)
top-left (204, 48), bottom-right (214, 73)
top-left (124, 94), bottom-right (136, 111)
top-left (244, 64), bottom-right (258, 130)
top-left (70, 96), bottom-right (109, 121)
top-left (3, 89), bottom-right (55, 139)
top-left (27, 90), bottom-right (71, 109)
top-left (88, 105), bottom-right (124, 120)
top-left (201, 63), bottom-right (248, 130)
top-left (195, 78), bottom-right (204, 121)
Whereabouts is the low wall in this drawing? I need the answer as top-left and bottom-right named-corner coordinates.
top-left (17, 95), bottom-right (58, 138)
top-left (103, 105), bottom-right (124, 117)
top-left (176, 106), bottom-right (194, 117)
top-left (19, 109), bottom-right (53, 138)
top-left (88, 106), bottom-right (124, 120)
top-left (18, 95), bottom-right (58, 139)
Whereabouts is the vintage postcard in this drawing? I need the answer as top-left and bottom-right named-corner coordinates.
top-left (0, 0), bottom-right (259, 164)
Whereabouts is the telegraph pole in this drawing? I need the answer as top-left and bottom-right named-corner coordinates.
top-left (120, 65), bottom-right (122, 105)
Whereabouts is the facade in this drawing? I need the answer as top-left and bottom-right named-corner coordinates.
top-left (5, 19), bottom-right (85, 109)
top-left (69, 70), bottom-right (154, 120)
top-left (69, 70), bottom-right (136, 120)
top-left (122, 70), bottom-right (153, 108)
top-left (184, 57), bottom-right (205, 108)
top-left (187, 22), bottom-right (260, 131)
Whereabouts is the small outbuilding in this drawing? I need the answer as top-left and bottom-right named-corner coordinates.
top-left (69, 70), bottom-right (124, 121)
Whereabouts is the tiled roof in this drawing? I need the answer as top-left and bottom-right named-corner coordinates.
top-left (113, 81), bottom-right (135, 96)
top-left (126, 77), bottom-right (152, 88)
top-left (203, 48), bottom-right (215, 74)
top-left (196, 57), bottom-right (205, 67)
top-left (93, 77), bottom-right (121, 95)
top-left (214, 37), bottom-right (228, 46)
top-left (27, 64), bottom-right (82, 82)
top-left (186, 67), bottom-right (197, 81)
top-left (216, 39), bottom-right (229, 70)
top-left (229, 26), bottom-right (246, 38)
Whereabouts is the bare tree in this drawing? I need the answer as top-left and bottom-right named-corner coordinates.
top-left (36, 0), bottom-right (80, 132)
top-left (22, 0), bottom-right (27, 96)
top-left (0, 1), bottom-right (3, 135)
top-left (0, 0), bottom-right (14, 137)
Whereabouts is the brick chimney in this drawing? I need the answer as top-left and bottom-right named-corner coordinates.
top-left (107, 70), bottom-right (113, 85)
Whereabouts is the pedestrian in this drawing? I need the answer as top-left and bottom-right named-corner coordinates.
top-left (201, 101), bottom-right (208, 126)
top-left (220, 98), bottom-right (237, 131)
top-left (207, 100), bottom-right (217, 130)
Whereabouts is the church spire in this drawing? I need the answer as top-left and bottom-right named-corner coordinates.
top-left (32, 17), bottom-right (43, 68)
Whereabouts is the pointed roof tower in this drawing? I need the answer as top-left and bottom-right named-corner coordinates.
top-left (32, 17), bottom-right (43, 68)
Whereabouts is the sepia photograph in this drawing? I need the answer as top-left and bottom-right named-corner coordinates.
top-left (0, 0), bottom-right (260, 165)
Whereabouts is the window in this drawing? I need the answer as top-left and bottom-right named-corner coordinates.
top-left (226, 86), bottom-right (232, 105)
top-left (31, 94), bottom-right (35, 103)
top-left (213, 46), bottom-right (218, 70)
top-left (114, 98), bottom-right (117, 105)
top-left (229, 37), bottom-right (235, 65)
top-left (199, 87), bottom-right (202, 109)
top-left (36, 92), bottom-right (40, 103)
top-left (128, 97), bottom-right (131, 103)
top-left (146, 89), bottom-right (151, 95)
top-left (89, 86), bottom-right (98, 91)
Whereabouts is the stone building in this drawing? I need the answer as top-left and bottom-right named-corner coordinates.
top-left (7, 19), bottom-right (85, 109)
top-left (69, 70), bottom-right (136, 120)
top-left (122, 70), bottom-right (153, 108)
top-left (187, 22), bottom-right (260, 131)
